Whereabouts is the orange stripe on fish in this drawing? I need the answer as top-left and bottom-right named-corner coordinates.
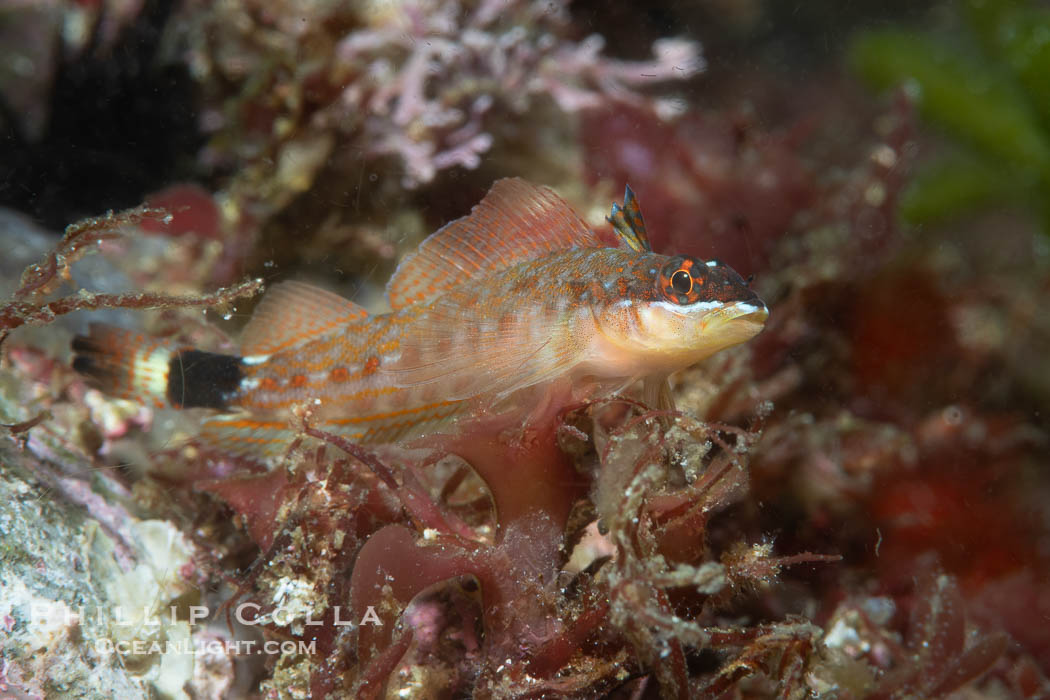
top-left (73, 178), bottom-right (769, 467)
top-left (324, 399), bottom-right (460, 426)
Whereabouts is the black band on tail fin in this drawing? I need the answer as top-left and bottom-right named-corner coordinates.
top-left (71, 334), bottom-right (119, 389)
top-left (167, 350), bottom-right (243, 409)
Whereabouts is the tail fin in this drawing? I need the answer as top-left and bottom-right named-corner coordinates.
top-left (72, 324), bottom-right (243, 410)
top-left (72, 324), bottom-right (175, 408)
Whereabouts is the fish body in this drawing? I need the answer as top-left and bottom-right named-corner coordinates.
top-left (73, 179), bottom-right (767, 465)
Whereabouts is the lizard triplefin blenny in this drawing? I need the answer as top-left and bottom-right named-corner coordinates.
top-left (72, 178), bottom-right (768, 465)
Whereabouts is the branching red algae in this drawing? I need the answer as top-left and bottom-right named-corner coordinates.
top-left (0, 204), bottom-right (264, 348)
top-left (12, 207), bottom-right (165, 300)
top-left (183, 385), bottom-right (853, 697)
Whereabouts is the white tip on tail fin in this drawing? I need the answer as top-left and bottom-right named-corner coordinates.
top-left (72, 324), bottom-right (175, 408)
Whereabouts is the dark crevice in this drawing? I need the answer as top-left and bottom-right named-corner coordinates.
top-left (0, 0), bottom-right (203, 230)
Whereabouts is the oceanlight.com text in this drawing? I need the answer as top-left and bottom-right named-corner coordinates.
top-left (94, 638), bottom-right (317, 656)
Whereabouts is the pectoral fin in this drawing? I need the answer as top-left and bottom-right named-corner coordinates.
top-left (382, 291), bottom-right (581, 402)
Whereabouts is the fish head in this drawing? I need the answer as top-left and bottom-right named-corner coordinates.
top-left (592, 254), bottom-right (768, 374)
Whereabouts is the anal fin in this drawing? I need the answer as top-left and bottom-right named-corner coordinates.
top-left (198, 413), bottom-right (412, 466)
top-left (198, 415), bottom-right (300, 467)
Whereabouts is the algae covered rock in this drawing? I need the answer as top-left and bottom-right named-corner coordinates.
top-left (0, 442), bottom-right (215, 699)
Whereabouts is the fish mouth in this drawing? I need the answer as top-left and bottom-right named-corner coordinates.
top-left (699, 299), bottom-right (769, 345)
top-left (725, 300), bottom-right (769, 325)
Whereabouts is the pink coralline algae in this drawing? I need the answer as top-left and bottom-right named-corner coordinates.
top-left (180, 0), bottom-right (700, 195)
top-left (333, 0), bottom-right (701, 187)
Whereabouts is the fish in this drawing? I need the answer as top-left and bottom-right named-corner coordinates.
top-left (72, 178), bottom-right (768, 466)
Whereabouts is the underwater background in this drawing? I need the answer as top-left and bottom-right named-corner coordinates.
top-left (1, 0), bottom-right (1049, 697)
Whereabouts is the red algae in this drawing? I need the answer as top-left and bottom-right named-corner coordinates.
top-left (581, 104), bottom-right (816, 276)
top-left (140, 185), bottom-right (222, 240)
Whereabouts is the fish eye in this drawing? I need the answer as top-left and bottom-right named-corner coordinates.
top-left (659, 256), bottom-right (704, 304)
top-left (671, 269), bottom-right (692, 295)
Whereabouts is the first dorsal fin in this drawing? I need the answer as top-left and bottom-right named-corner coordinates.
top-left (607, 185), bottom-right (652, 252)
top-left (240, 281), bottom-right (369, 355)
top-left (386, 178), bottom-right (602, 310)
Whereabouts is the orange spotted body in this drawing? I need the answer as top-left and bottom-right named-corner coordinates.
top-left (73, 179), bottom-right (768, 465)
top-left (221, 303), bottom-right (453, 451)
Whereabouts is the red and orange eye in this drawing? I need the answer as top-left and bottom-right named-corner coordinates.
top-left (658, 256), bottom-right (704, 305)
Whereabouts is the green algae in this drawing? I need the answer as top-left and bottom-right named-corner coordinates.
top-left (850, 0), bottom-right (1050, 233)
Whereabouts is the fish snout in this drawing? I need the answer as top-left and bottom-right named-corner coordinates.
top-left (728, 296), bottom-right (769, 324)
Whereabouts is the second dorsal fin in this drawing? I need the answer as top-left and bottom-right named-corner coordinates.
top-left (240, 281), bottom-right (369, 355)
top-left (386, 178), bottom-right (602, 310)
